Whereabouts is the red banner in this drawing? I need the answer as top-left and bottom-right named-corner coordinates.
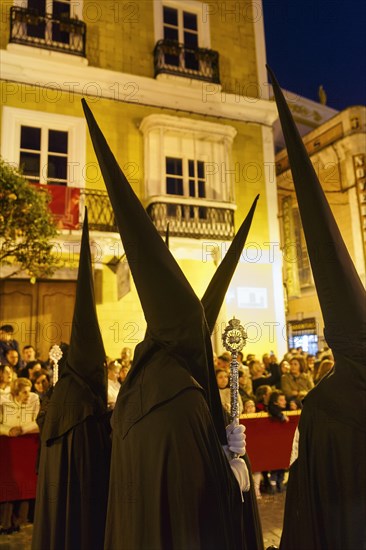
top-left (240, 412), bottom-right (300, 471)
top-left (32, 184), bottom-right (80, 229)
top-left (0, 434), bottom-right (39, 502)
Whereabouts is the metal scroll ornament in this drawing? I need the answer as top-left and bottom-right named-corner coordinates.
top-left (222, 317), bottom-right (247, 424)
top-left (49, 344), bottom-right (63, 385)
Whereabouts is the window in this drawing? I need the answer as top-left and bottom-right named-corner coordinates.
top-left (166, 157), bottom-right (183, 195)
top-left (140, 114), bottom-right (237, 204)
top-left (1, 107), bottom-right (86, 188)
top-left (166, 157), bottom-right (207, 219)
top-left (24, 0), bottom-right (71, 43)
top-left (10, 0), bottom-right (85, 56)
top-left (165, 157), bottom-right (205, 198)
top-left (20, 126), bottom-right (68, 185)
top-left (154, 1), bottom-right (211, 48)
top-left (163, 6), bottom-right (199, 70)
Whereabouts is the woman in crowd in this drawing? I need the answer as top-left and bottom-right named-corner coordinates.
top-left (281, 356), bottom-right (314, 402)
top-left (32, 370), bottom-right (51, 401)
top-left (216, 369), bottom-right (243, 416)
top-left (0, 378), bottom-right (40, 436)
top-left (0, 378), bottom-right (40, 535)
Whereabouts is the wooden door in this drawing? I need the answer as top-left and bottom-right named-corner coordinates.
top-left (0, 280), bottom-right (76, 361)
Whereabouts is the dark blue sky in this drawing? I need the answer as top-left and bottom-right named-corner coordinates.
top-left (263, 0), bottom-right (366, 111)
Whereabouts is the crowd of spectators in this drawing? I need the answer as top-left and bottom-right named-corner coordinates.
top-left (0, 324), bottom-right (136, 535)
top-left (213, 345), bottom-right (335, 499)
top-left (1, 321), bottom-right (335, 529)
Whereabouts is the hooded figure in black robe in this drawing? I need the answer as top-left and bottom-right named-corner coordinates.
top-left (268, 66), bottom-right (366, 550)
top-left (32, 208), bottom-right (111, 550)
top-left (82, 99), bottom-right (258, 550)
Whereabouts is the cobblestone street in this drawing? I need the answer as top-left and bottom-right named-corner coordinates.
top-left (0, 491), bottom-right (285, 549)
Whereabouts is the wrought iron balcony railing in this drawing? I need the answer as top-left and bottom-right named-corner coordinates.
top-left (38, 183), bottom-right (234, 238)
top-left (154, 39), bottom-right (220, 84)
top-left (81, 189), bottom-right (117, 232)
top-left (9, 6), bottom-right (86, 57)
top-left (146, 199), bottom-right (234, 240)
top-left (84, 192), bottom-right (235, 239)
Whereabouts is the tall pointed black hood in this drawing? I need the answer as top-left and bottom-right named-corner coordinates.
top-left (82, 99), bottom-right (226, 442)
top-left (41, 208), bottom-right (107, 442)
top-left (202, 195), bottom-right (259, 334)
top-left (267, 66), bottom-right (366, 364)
top-left (63, 207), bottom-right (107, 401)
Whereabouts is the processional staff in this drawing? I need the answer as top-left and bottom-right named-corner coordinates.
top-left (49, 344), bottom-right (63, 385)
top-left (222, 317), bottom-right (247, 456)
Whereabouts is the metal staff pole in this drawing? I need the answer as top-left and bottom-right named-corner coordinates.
top-left (222, 317), bottom-right (247, 456)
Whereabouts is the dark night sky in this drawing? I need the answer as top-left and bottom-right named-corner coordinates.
top-left (263, 0), bottom-right (366, 111)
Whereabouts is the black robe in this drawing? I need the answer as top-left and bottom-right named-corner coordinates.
top-left (280, 354), bottom-right (366, 550)
top-left (104, 345), bottom-right (245, 550)
top-left (32, 376), bottom-right (111, 550)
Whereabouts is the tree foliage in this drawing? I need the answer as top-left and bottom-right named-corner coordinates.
top-left (0, 157), bottom-right (60, 280)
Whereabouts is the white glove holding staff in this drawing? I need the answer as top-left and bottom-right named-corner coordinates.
top-left (223, 422), bottom-right (250, 493)
top-left (226, 422), bottom-right (246, 455)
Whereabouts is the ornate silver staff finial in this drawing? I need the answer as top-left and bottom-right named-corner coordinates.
top-left (222, 317), bottom-right (247, 425)
top-left (49, 344), bottom-right (63, 385)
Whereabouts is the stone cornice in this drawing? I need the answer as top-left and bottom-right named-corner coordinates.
top-left (1, 48), bottom-right (278, 126)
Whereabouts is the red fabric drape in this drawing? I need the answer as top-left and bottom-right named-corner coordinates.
top-left (240, 413), bottom-right (300, 471)
top-left (0, 434), bottom-right (39, 502)
top-left (32, 183), bottom-right (80, 229)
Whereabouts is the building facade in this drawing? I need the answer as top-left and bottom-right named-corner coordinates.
top-left (0, 0), bottom-right (287, 360)
top-left (276, 105), bottom-right (366, 353)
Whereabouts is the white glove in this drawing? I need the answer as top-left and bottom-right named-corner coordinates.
top-left (230, 457), bottom-right (251, 493)
top-left (226, 422), bottom-right (246, 456)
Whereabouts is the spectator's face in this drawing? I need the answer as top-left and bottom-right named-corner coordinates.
top-left (216, 371), bottom-right (229, 389)
top-left (6, 350), bottom-right (18, 366)
top-left (281, 361), bottom-right (290, 374)
top-left (16, 386), bottom-right (31, 404)
top-left (34, 375), bottom-right (50, 394)
top-left (244, 400), bottom-right (256, 413)
top-left (289, 400), bottom-right (298, 410)
top-left (29, 363), bottom-right (42, 380)
top-left (276, 395), bottom-right (287, 409)
top-left (253, 362), bottom-right (265, 376)
top-left (290, 360), bottom-right (301, 376)
top-left (121, 347), bottom-right (132, 361)
top-left (23, 347), bottom-right (36, 362)
top-left (0, 330), bottom-right (12, 342)
top-left (2, 366), bottom-right (13, 384)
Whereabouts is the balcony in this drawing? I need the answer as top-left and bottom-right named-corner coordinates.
top-left (9, 6), bottom-right (86, 57)
top-left (154, 39), bottom-right (220, 84)
top-left (146, 198), bottom-right (234, 240)
top-left (39, 185), bottom-right (234, 239)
